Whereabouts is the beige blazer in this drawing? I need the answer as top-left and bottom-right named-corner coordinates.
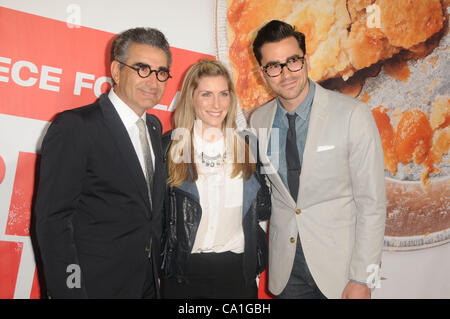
top-left (250, 83), bottom-right (386, 298)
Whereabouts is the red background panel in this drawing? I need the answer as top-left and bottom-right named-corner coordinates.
top-left (0, 6), bottom-right (212, 130)
top-left (0, 7), bottom-right (115, 121)
top-left (6, 152), bottom-right (39, 237)
top-left (258, 270), bottom-right (274, 299)
top-left (0, 241), bottom-right (23, 299)
top-left (29, 267), bottom-right (41, 299)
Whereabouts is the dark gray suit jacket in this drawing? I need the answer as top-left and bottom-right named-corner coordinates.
top-left (35, 93), bottom-right (164, 298)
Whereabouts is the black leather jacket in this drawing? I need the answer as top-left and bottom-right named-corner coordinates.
top-left (160, 131), bottom-right (271, 286)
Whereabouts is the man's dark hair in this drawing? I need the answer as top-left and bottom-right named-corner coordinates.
top-left (111, 27), bottom-right (172, 67)
top-left (252, 20), bottom-right (306, 65)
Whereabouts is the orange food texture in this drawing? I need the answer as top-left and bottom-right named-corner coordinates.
top-left (430, 96), bottom-right (450, 130)
top-left (372, 105), bottom-right (450, 184)
top-left (430, 128), bottom-right (450, 165)
top-left (376, 0), bottom-right (444, 49)
top-left (360, 91), bottom-right (370, 103)
top-left (227, 0), bottom-right (444, 110)
top-left (372, 106), bottom-right (397, 175)
top-left (227, 0), bottom-right (294, 110)
top-left (383, 58), bottom-right (411, 82)
top-left (395, 109), bottom-right (433, 165)
top-left (345, 21), bottom-right (388, 70)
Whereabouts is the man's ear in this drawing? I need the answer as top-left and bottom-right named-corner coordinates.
top-left (111, 60), bottom-right (121, 85)
top-left (257, 66), bottom-right (268, 86)
top-left (305, 54), bottom-right (311, 72)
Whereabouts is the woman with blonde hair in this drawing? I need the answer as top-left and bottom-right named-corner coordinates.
top-left (160, 59), bottom-right (270, 298)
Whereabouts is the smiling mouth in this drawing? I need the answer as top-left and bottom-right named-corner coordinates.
top-left (139, 89), bottom-right (158, 97)
top-left (281, 79), bottom-right (297, 88)
top-left (206, 111), bottom-right (222, 117)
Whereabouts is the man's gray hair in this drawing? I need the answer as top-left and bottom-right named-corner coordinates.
top-left (110, 27), bottom-right (172, 67)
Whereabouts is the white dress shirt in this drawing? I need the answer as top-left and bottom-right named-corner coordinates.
top-left (108, 89), bottom-right (155, 175)
top-left (191, 129), bottom-right (244, 254)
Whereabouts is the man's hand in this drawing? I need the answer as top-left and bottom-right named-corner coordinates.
top-left (341, 281), bottom-right (371, 299)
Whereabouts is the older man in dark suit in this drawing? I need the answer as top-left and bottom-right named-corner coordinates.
top-left (35, 27), bottom-right (171, 298)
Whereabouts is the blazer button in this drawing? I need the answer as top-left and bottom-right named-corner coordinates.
top-left (296, 208), bottom-right (301, 215)
top-left (290, 237), bottom-right (296, 244)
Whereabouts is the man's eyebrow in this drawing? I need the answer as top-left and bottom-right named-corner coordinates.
top-left (264, 54), bottom-right (303, 65)
top-left (131, 61), bottom-right (148, 66)
top-left (132, 62), bottom-right (169, 70)
top-left (263, 59), bottom-right (281, 66)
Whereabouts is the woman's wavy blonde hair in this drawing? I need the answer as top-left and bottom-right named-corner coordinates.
top-left (167, 59), bottom-right (255, 187)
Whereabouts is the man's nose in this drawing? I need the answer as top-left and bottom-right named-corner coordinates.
top-left (280, 63), bottom-right (292, 77)
top-left (145, 71), bottom-right (159, 86)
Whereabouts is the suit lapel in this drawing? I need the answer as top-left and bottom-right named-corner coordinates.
top-left (299, 84), bottom-right (329, 201)
top-left (257, 100), bottom-right (294, 207)
top-left (146, 114), bottom-right (163, 211)
top-left (98, 94), bottom-right (152, 215)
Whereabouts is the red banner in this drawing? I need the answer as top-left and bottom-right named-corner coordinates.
top-left (0, 6), bottom-right (212, 298)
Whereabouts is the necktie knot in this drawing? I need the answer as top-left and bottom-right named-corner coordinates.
top-left (286, 113), bottom-right (297, 129)
top-left (136, 118), bottom-right (146, 131)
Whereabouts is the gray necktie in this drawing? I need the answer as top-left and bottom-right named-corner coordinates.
top-left (286, 113), bottom-right (301, 201)
top-left (136, 118), bottom-right (154, 208)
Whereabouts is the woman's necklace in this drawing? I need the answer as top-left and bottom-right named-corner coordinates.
top-left (201, 152), bottom-right (226, 168)
top-left (194, 126), bottom-right (226, 168)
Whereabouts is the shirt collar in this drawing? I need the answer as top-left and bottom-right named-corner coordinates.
top-left (276, 79), bottom-right (315, 121)
top-left (108, 89), bottom-right (146, 130)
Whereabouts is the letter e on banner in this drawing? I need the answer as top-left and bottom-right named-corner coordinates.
top-left (39, 66), bottom-right (62, 92)
top-left (0, 56), bottom-right (11, 82)
top-left (11, 61), bottom-right (38, 87)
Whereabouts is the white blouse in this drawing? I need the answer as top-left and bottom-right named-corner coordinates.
top-left (191, 129), bottom-right (244, 254)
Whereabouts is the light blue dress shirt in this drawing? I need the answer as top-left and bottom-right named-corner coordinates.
top-left (267, 79), bottom-right (315, 190)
